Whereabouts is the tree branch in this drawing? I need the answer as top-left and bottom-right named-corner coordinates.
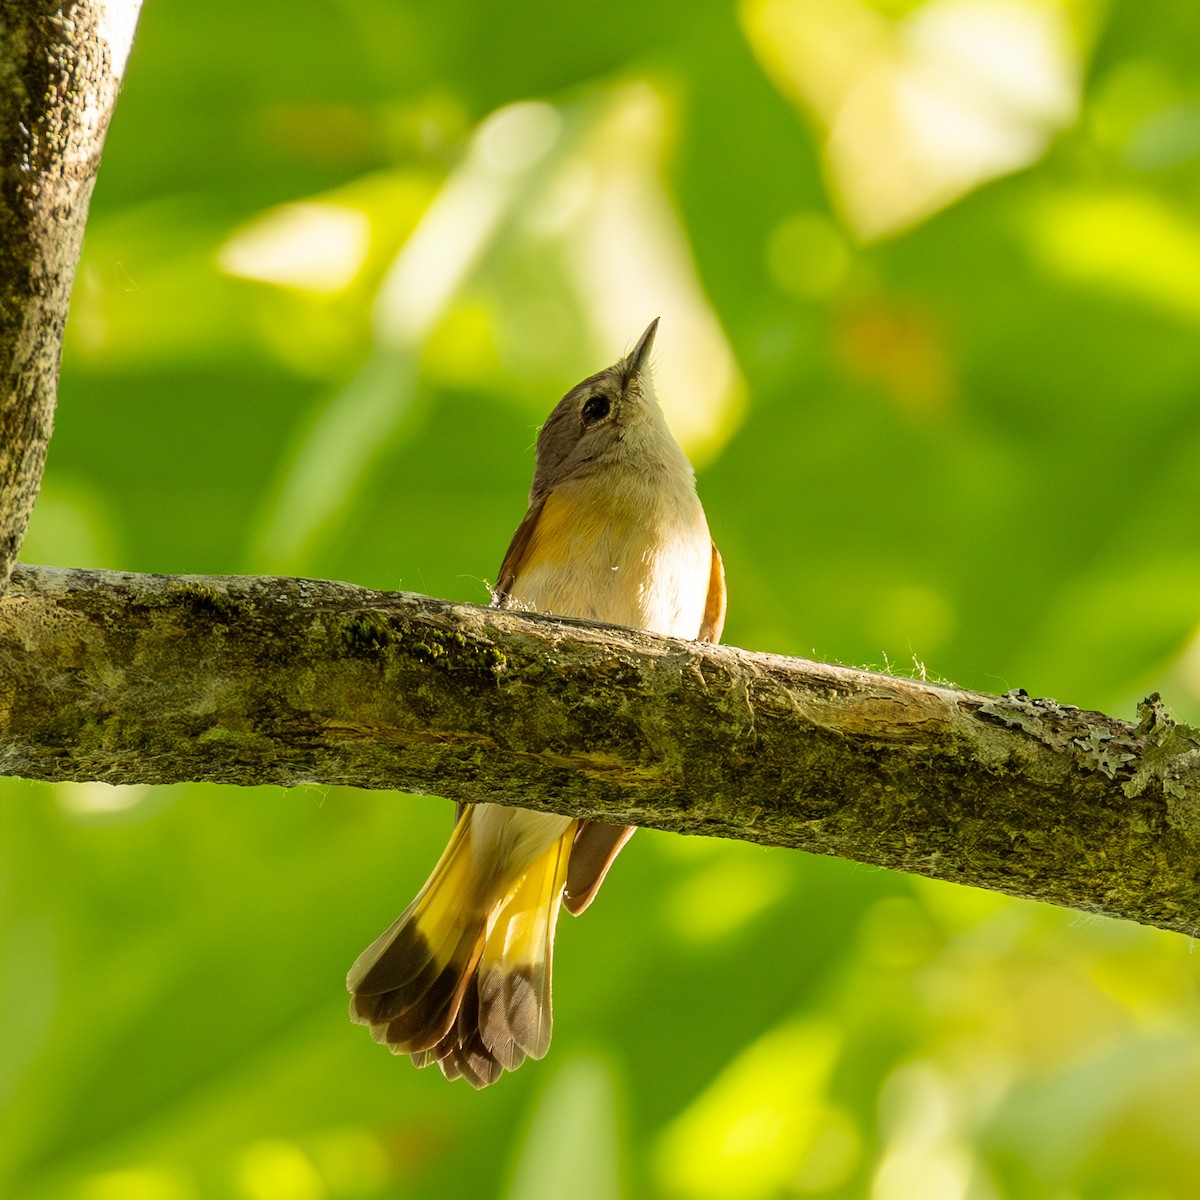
top-left (0, 1), bottom-right (142, 592)
top-left (3, 564), bottom-right (1199, 936)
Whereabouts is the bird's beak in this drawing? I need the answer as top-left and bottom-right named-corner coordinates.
top-left (626, 318), bottom-right (659, 380)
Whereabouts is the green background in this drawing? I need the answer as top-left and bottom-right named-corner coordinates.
top-left (5, 0), bottom-right (1200, 1197)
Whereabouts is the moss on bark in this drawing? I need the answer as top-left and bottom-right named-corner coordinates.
top-left (3, 564), bottom-right (1199, 937)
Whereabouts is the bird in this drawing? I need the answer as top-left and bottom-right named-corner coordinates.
top-left (347, 319), bottom-right (726, 1087)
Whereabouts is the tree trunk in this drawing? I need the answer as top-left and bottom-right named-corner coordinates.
top-left (0, 0), bottom-right (142, 592)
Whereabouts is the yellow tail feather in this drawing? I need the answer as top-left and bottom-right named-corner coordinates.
top-left (477, 827), bottom-right (573, 1068)
top-left (347, 816), bottom-right (486, 1051)
top-left (347, 809), bottom-right (577, 1086)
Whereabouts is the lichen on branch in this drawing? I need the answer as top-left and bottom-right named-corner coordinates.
top-left (3, 564), bottom-right (1199, 939)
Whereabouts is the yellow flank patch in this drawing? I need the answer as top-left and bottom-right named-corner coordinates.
top-left (527, 489), bottom-right (625, 567)
top-left (512, 479), bottom-right (710, 634)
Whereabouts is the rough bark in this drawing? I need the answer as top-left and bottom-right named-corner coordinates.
top-left (3, 564), bottom-right (1199, 936)
top-left (0, 1), bottom-right (142, 593)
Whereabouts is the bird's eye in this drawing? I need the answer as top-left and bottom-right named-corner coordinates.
top-left (581, 394), bottom-right (611, 423)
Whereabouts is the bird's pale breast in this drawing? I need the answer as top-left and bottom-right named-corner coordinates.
top-left (511, 478), bottom-right (712, 639)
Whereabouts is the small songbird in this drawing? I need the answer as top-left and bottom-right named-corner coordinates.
top-left (347, 319), bottom-right (726, 1087)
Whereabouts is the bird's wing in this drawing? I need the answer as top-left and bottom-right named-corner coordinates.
top-left (563, 822), bottom-right (636, 916)
top-left (698, 540), bottom-right (727, 644)
top-left (492, 493), bottom-right (547, 607)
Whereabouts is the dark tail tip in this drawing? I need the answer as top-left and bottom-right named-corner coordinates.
top-left (349, 920), bottom-right (553, 1087)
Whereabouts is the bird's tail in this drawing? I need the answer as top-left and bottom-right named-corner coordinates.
top-left (348, 813), bottom-right (574, 1088)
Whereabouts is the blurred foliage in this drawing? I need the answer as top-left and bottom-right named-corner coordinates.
top-left (5, 0), bottom-right (1200, 1197)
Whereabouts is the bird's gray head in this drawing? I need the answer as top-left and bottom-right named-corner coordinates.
top-left (530, 319), bottom-right (685, 497)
